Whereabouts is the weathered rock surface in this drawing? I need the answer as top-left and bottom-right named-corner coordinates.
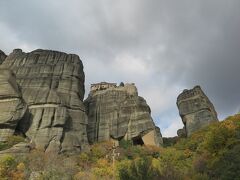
top-left (84, 83), bottom-right (163, 146)
top-left (0, 70), bottom-right (27, 141)
top-left (177, 86), bottom-right (218, 137)
top-left (0, 50), bottom-right (7, 64)
top-left (0, 49), bottom-right (88, 153)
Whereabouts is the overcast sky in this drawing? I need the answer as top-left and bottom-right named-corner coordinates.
top-left (0, 0), bottom-right (239, 137)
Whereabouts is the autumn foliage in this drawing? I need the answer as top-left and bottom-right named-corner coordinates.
top-left (0, 114), bottom-right (239, 179)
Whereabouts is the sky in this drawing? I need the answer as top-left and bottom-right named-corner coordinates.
top-left (0, 0), bottom-right (239, 137)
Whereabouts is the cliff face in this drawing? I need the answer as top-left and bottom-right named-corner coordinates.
top-left (0, 70), bottom-right (27, 141)
top-left (0, 49), bottom-right (88, 153)
top-left (177, 86), bottom-right (218, 136)
top-left (84, 83), bottom-right (163, 146)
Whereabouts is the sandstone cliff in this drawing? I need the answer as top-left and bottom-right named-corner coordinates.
top-left (0, 49), bottom-right (88, 153)
top-left (84, 82), bottom-right (163, 146)
top-left (177, 86), bottom-right (218, 137)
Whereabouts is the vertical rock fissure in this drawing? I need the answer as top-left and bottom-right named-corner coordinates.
top-left (37, 108), bottom-right (44, 130)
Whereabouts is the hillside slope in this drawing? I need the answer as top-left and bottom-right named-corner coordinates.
top-left (0, 114), bottom-right (239, 179)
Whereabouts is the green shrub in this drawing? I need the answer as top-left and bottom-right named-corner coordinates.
top-left (116, 159), bottom-right (133, 180)
top-left (87, 141), bottom-right (112, 162)
top-left (39, 170), bottom-right (71, 180)
top-left (163, 137), bottom-right (179, 147)
top-left (6, 135), bottom-right (25, 146)
top-left (0, 142), bottom-right (8, 151)
top-left (157, 148), bottom-right (193, 179)
top-left (190, 173), bottom-right (210, 180)
top-left (116, 156), bottom-right (158, 180)
top-left (193, 153), bottom-right (209, 174)
top-left (119, 139), bottom-right (133, 149)
top-left (209, 144), bottom-right (240, 180)
top-left (92, 159), bottom-right (114, 178)
top-left (0, 155), bottom-right (16, 169)
top-left (0, 135), bottom-right (24, 151)
top-left (0, 155), bottom-right (16, 178)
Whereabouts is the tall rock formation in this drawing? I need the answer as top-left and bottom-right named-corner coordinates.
top-left (0, 50), bottom-right (7, 64)
top-left (84, 82), bottom-right (163, 147)
top-left (177, 86), bottom-right (218, 137)
top-left (0, 49), bottom-right (88, 153)
top-left (0, 70), bottom-right (27, 141)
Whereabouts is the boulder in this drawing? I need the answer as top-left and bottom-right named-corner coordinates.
top-left (84, 82), bottom-right (163, 146)
top-left (177, 86), bottom-right (218, 136)
top-left (177, 128), bottom-right (187, 138)
top-left (0, 69), bottom-right (26, 141)
top-left (0, 49), bottom-right (88, 153)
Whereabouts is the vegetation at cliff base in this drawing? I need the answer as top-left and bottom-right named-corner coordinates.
top-left (0, 114), bottom-right (240, 179)
top-left (0, 136), bottom-right (25, 151)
